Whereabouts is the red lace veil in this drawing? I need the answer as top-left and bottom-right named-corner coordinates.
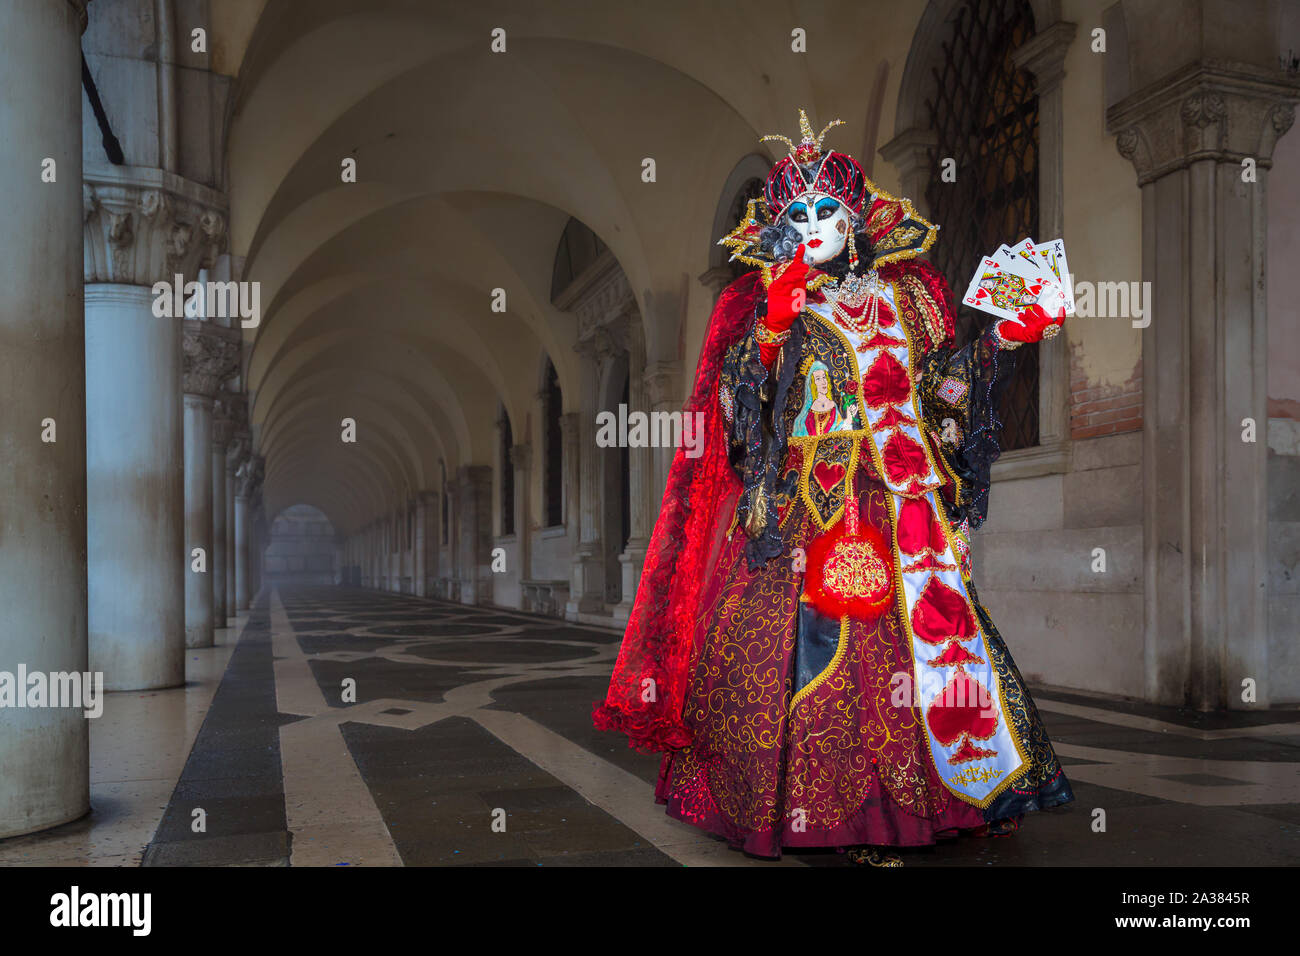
top-left (592, 272), bottom-right (762, 752)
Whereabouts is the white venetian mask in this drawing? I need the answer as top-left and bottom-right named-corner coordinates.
top-left (784, 191), bottom-right (851, 265)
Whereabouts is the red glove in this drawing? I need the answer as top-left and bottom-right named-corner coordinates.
top-left (997, 302), bottom-right (1066, 345)
top-left (758, 245), bottom-right (809, 366)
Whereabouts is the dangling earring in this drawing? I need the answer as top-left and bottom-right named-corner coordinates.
top-left (847, 229), bottom-right (859, 271)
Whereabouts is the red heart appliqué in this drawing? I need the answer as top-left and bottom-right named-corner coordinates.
top-left (811, 460), bottom-right (845, 494)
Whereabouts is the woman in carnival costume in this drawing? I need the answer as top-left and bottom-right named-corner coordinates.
top-left (594, 111), bottom-right (1073, 865)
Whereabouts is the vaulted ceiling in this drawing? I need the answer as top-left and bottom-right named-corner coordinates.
top-left (224, 0), bottom-right (923, 531)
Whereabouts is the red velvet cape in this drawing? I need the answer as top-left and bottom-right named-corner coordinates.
top-left (591, 272), bottom-right (761, 752)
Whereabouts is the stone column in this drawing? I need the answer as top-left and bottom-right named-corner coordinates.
top-left (443, 479), bottom-right (458, 599)
top-left (225, 435), bottom-right (245, 621)
top-left (368, 522), bottom-right (376, 590)
top-left (456, 465), bottom-right (493, 604)
top-left (84, 284), bottom-right (184, 689)
top-left (83, 168), bottom-right (227, 685)
top-left (414, 497), bottom-right (426, 596)
top-left (643, 360), bottom-right (683, 503)
top-left (616, 327), bottom-right (651, 624)
top-left (510, 443), bottom-right (532, 587)
top-left (183, 393), bottom-right (214, 644)
top-left (0, 0), bottom-right (91, 839)
top-left (210, 399), bottom-right (232, 629)
top-left (181, 320), bottom-right (239, 647)
top-left (415, 490), bottom-right (439, 596)
top-left (560, 412), bottom-right (580, 536)
top-left (1106, 12), bottom-right (1299, 708)
top-left (250, 494), bottom-right (267, 600)
top-left (234, 466), bottom-right (252, 609)
top-left (566, 346), bottom-right (605, 617)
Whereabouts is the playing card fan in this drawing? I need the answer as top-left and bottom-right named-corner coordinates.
top-left (962, 237), bottom-right (1072, 348)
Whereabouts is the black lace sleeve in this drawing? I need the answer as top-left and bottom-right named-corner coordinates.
top-left (718, 299), bottom-right (803, 568)
top-left (919, 323), bottom-right (1019, 529)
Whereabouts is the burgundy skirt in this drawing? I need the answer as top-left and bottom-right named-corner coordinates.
top-left (655, 477), bottom-right (1003, 858)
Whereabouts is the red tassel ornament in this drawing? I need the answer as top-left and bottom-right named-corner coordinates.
top-left (802, 482), bottom-right (894, 621)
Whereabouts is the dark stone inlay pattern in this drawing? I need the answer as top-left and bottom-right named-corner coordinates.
top-left (339, 717), bottom-right (674, 866)
top-left (362, 612), bottom-right (458, 622)
top-left (406, 639), bottom-right (596, 664)
top-left (488, 676), bottom-right (662, 788)
top-left (366, 623), bottom-right (499, 637)
top-left (468, 614), bottom-right (564, 627)
top-left (143, 596), bottom-right (296, 867)
top-left (283, 618), bottom-right (357, 632)
top-left (307, 656), bottom-right (470, 708)
top-left (295, 633), bottom-right (393, 655)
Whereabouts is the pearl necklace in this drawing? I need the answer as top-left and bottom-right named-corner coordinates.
top-left (830, 270), bottom-right (885, 337)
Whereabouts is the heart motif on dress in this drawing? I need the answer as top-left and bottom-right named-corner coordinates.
top-left (926, 667), bottom-right (1000, 751)
top-left (811, 460), bottom-right (845, 494)
top-left (895, 497), bottom-right (949, 557)
top-left (909, 573), bottom-right (979, 645)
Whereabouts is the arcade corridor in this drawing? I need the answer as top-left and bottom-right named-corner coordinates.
top-left (1, 587), bottom-right (1296, 867)
top-left (3, 0), bottom-right (1299, 891)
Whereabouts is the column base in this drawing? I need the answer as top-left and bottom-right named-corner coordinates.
top-left (566, 545), bottom-right (605, 619)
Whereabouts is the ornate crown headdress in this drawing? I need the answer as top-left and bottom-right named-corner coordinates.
top-left (761, 109), bottom-right (844, 173)
top-left (718, 109), bottom-right (939, 273)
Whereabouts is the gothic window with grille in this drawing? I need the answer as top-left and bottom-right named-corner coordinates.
top-left (499, 406), bottom-right (514, 536)
top-left (543, 359), bottom-right (564, 527)
top-left (924, 0), bottom-right (1040, 450)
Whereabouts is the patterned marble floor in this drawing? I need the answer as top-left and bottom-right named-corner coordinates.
top-left (5, 585), bottom-right (1299, 866)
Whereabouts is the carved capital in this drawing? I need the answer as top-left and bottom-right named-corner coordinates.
top-left (237, 454), bottom-right (264, 498)
top-left (697, 265), bottom-right (733, 300)
top-left (182, 319), bottom-right (241, 397)
top-left (643, 360), bottom-right (683, 408)
top-left (83, 170), bottom-right (228, 286)
top-left (575, 320), bottom-right (625, 363)
top-left (212, 397), bottom-right (236, 446)
top-left (227, 428), bottom-right (250, 474)
top-left (1107, 64), bottom-right (1300, 185)
top-left (458, 463), bottom-right (493, 493)
top-left (1272, 102), bottom-right (1297, 136)
top-left (509, 443), bottom-right (532, 472)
